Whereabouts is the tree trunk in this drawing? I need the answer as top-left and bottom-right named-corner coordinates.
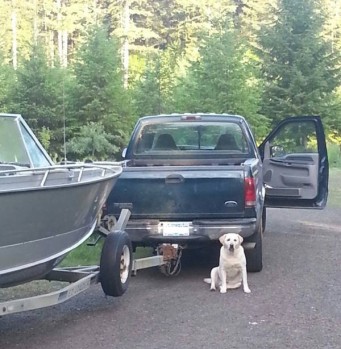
top-left (11, 0), bottom-right (17, 69)
top-left (33, 0), bottom-right (38, 45)
top-left (56, 0), bottom-right (63, 65)
top-left (49, 31), bottom-right (55, 66)
top-left (122, 0), bottom-right (130, 88)
top-left (62, 30), bottom-right (68, 67)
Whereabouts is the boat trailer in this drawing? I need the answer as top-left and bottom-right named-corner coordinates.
top-left (0, 209), bottom-right (167, 317)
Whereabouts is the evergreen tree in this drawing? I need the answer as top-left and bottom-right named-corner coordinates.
top-left (10, 43), bottom-right (67, 156)
top-left (0, 53), bottom-right (15, 112)
top-left (69, 26), bottom-right (133, 158)
top-left (172, 29), bottom-right (268, 137)
top-left (258, 0), bottom-right (341, 125)
top-left (66, 122), bottom-right (117, 160)
top-left (132, 46), bottom-right (181, 116)
top-left (132, 56), bottom-right (163, 116)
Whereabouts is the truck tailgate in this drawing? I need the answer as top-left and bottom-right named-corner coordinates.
top-left (106, 166), bottom-right (247, 219)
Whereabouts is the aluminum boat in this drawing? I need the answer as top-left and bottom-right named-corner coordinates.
top-left (0, 114), bottom-right (122, 288)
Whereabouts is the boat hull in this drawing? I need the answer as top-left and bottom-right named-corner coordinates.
top-left (0, 166), bottom-right (121, 287)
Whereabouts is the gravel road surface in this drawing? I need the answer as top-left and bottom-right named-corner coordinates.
top-left (1, 207), bottom-right (340, 349)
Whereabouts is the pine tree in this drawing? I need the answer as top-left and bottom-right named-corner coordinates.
top-left (69, 26), bottom-right (133, 157)
top-left (10, 43), bottom-right (67, 156)
top-left (132, 46), bottom-right (181, 116)
top-left (172, 29), bottom-right (268, 137)
top-left (258, 0), bottom-right (341, 125)
top-left (66, 122), bottom-right (117, 160)
top-left (0, 53), bottom-right (15, 112)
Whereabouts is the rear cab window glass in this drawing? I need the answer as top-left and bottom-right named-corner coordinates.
top-left (134, 122), bottom-right (252, 157)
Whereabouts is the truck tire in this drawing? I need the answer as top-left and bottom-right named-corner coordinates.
top-left (100, 231), bottom-right (133, 297)
top-left (245, 226), bottom-right (263, 272)
top-left (262, 207), bottom-right (267, 233)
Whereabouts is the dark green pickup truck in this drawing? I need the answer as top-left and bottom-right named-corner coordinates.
top-left (105, 113), bottom-right (328, 274)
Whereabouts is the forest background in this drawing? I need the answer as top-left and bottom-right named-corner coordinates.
top-left (0, 0), bottom-right (341, 165)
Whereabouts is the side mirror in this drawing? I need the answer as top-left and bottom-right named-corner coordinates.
top-left (270, 145), bottom-right (285, 157)
top-left (121, 148), bottom-right (127, 159)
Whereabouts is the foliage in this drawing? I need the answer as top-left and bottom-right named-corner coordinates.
top-left (0, 54), bottom-right (15, 112)
top-left (132, 46), bottom-right (181, 116)
top-left (327, 142), bottom-right (341, 168)
top-left (172, 29), bottom-right (269, 137)
top-left (0, 1), bottom-right (340, 157)
top-left (258, 0), bottom-right (341, 126)
top-left (68, 26), bottom-right (134, 157)
top-left (67, 122), bottom-right (117, 160)
top-left (9, 43), bottom-right (67, 156)
top-left (37, 126), bottom-right (51, 150)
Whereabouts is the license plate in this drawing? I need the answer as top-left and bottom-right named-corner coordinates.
top-left (161, 222), bottom-right (190, 236)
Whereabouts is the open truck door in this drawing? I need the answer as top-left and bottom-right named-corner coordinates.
top-left (258, 116), bottom-right (328, 209)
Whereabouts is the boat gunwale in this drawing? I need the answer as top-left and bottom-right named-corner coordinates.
top-left (0, 163), bottom-right (123, 193)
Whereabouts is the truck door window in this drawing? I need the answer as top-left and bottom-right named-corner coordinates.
top-left (268, 121), bottom-right (317, 158)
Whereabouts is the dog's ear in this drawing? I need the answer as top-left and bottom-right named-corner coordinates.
top-left (219, 234), bottom-right (226, 245)
top-left (238, 235), bottom-right (243, 244)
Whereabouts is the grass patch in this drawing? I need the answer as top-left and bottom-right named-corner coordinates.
top-left (327, 143), bottom-right (341, 168)
top-left (59, 238), bottom-right (104, 267)
top-left (61, 234), bottom-right (153, 267)
top-left (328, 168), bottom-right (341, 208)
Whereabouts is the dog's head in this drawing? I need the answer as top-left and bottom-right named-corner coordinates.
top-left (219, 233), bottom-right (243, 252)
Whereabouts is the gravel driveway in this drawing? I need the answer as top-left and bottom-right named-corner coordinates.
top-left (1, 205), bottom-right (340, 349)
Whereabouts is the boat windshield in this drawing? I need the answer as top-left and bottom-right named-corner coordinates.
top-left (0, 116), bottom-right (51, 168)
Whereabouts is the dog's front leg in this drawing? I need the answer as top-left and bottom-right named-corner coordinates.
top-left (210, 267), bottom-right (217, 291)
top-left (219, 268), bottom-right (227, 294)
top-left (242, 266), bottom-right (251, 293)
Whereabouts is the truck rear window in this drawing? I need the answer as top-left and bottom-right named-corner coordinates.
top-left (134, 122), bottom-right (250, 155)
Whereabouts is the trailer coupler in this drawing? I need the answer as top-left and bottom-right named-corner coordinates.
top-left (157, 244), bottom-right (183, 277)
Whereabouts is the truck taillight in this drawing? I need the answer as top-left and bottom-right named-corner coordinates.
top-left (244, 177), bottom-right (256, 207)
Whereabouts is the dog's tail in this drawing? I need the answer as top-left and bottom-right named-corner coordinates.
top-left (203, 278), bottom-right (211, 284)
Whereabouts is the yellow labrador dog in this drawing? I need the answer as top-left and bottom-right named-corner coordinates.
top-left (204, 233), bottom-right (251, 294)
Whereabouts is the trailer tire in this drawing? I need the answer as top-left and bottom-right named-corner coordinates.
top-left (100, 231), bottom-right (133, 297)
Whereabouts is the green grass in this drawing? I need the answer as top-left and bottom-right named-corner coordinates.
top-left (328, 168), bottom-right (341, 208)
top-left (327, 143), bottom-right (341, 168)
top-left (59, 236), bottom-right (104, 267)
top-left (61, 234), bottom-right (153, 267)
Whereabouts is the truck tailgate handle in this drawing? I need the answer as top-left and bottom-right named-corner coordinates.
top-left (165, 174), bottom-right (184, 184)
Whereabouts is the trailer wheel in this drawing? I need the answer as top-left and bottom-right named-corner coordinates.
top-left (100, 231), bottom-right (133, 297)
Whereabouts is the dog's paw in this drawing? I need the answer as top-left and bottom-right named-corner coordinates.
top-left (243, 287), bottom-right (251, 294)
top-left (220, 287), bottom-right (227, 294)
top-left (210, 287), bottom-right (216, 292)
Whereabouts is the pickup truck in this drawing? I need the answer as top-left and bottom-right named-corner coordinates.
top-left (104, 114), bottom-right (328, 274)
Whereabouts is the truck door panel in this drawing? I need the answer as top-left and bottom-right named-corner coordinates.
top-left (258, 116), bottom-right (328, 208)
top-left (263, 152), bottom-right (319, 199)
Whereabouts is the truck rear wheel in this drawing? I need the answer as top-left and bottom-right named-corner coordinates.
top-left (100, 231), bottom-right (133, 297)
top-left (262, 207), bottom-right (267, 233)
top-left (245, 226), bottom-right (263, 272)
